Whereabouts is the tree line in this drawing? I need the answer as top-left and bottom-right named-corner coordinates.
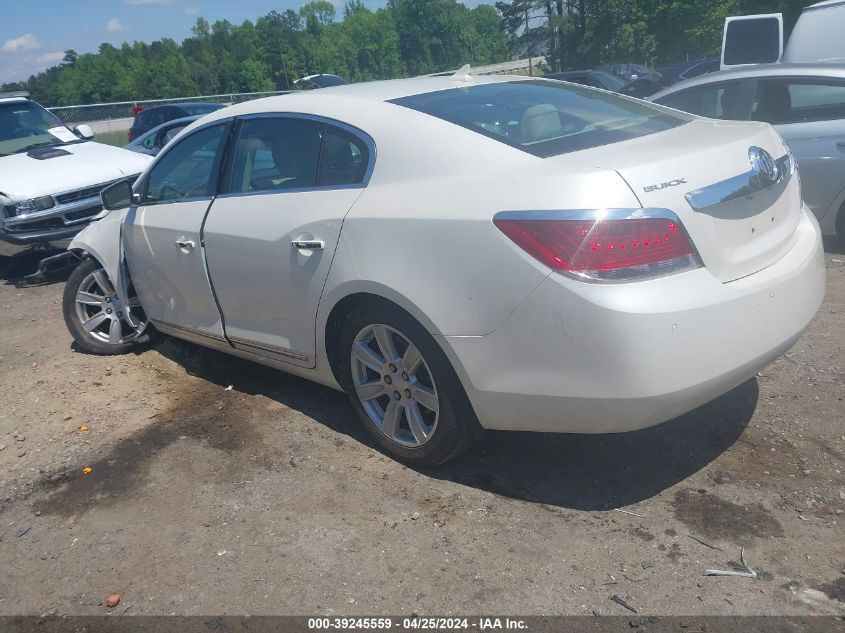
top-left (497, 0), bottom-right (817, 74)
top-left (2, 0), bottom-right (818, 107)
top-left (3, 0), bottom-right (508, 107)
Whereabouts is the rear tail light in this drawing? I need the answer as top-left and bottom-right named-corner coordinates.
top-left (494, 209), bottom-right (701, 282)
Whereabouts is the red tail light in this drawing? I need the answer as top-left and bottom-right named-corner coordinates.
top-left (494, 210), bottom-right (700, 282)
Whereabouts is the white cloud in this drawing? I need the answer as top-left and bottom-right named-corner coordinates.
top-left (106, 18), bottom-right (131, 33)
top-left (37, 51), bottom-right (66, 65)
top-left (184, 7), bottom-right (201, 16)
top-left (1, 34), bottom-right (40, 54)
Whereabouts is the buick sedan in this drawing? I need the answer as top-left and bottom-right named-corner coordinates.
top-left (62, 73), bottom-right (825, 464)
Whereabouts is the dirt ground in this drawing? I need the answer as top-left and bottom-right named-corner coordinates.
top-left (0, 246), bottom-right (843, 618)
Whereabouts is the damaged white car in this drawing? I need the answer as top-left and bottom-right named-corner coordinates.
top-left (62, 74), bottom-right (825, 464)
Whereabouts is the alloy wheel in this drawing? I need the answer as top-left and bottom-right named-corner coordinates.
top-left (73, 268), bottom-right (148, 346)
top-left (350, 324), bottom-right (439, 448)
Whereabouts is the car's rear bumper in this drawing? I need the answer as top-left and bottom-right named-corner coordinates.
top-left (443, 206), bottom-right (825, 433)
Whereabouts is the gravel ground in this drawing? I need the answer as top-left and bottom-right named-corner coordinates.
top-left (0, 247), bottom-right (843, 618)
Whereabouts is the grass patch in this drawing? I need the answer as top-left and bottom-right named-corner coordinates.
top-left (94, 130), bottom-right (129, 147)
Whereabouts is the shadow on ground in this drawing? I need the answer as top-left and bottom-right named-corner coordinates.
top-left (0, 250), bottom-right (75, 287)
top-left (29, 335), bottom-right (757, 517)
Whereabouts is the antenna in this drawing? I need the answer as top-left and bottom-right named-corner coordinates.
top-left (450, 64), bottom-right (473, 83)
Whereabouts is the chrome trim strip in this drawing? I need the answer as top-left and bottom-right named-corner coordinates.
top-left (149, 319), bottom-right (227, 343)
top-left (493, 208), bottom-right (680, 222)
top-left (215, 183), bottom-right (365, 200)
top-left (685, 153), bottom-right (793, 212)
top-left (228, 336), bottom-right (308, 361)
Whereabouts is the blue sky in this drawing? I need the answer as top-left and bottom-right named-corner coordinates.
top-left (0, 0), bottom-right (493, 84)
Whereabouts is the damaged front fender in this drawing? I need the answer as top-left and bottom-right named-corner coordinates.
top-left (67, 208), bottom-right (130, 299)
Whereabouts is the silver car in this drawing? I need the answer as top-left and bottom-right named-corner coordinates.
top-left (651, 63), bottom-right (845, 242)
top-left (124, 115), bottom-right (200, 156)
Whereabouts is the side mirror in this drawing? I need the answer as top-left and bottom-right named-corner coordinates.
top-left (101, 180), bottom-right (137, 211)
top-left (75, 124), bottom-right (95, 140)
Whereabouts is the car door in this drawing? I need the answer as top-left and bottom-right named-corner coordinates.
top-left (202, 115), bottom-right (373, 368)
top-left (750, 76), bottom-right (845, 222)
top-left (123, 120), bottom-right (231, 340)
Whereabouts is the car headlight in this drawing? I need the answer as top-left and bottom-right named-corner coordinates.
top-left (12, 196), bottom-right (55, 216)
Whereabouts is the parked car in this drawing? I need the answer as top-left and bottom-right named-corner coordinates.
top-left (545, 70), bottom-right (660, 98)
top-left (0, 92), bottom-right (151, 258)
top-left (651, 63), bottom-right (845, 242)
top-left (658, 59), bottom-right (720, 87)
top-left (127, 103), bottom-right (224, 142)
top-left (294, 74), bottom-right (347, 89)
top-left (599, 63), bottom-right (663, 84)
top-left (125, 115), bottom-right (200, 156)
top-left (62, 74), bottom-right (824, 465)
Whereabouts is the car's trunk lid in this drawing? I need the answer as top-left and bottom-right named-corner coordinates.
top-left (558, 118), bottom-right (802, 282)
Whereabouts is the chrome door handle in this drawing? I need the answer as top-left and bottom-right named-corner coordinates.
top-left (291, 239), bottom-right (324, 250)
top-left (175, 238), bottom-right (196, 250)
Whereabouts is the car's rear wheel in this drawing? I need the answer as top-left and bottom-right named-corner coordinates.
top-left (62, 258), bottom-right (156, 355)
top-left (340, 303), bottom-right (481, 465)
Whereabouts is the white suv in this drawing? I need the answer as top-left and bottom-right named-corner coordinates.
top-left (0, 92), bottom-right (151, 257)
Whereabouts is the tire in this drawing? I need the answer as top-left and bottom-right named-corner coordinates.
top-left (836, 204), bottom-right (845, 249)
top-left (62, 258), bottom-right (156, 355)
top-left (339, 301), bottom-right (482, 466)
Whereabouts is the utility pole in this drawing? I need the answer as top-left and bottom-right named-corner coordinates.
top-left (525, 6), bottom-right (533, 76)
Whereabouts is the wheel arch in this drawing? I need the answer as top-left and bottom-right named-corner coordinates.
top-left (67, 209), bottom-right (129, 287)
top-left (319, 284), bottom-right (469, 393)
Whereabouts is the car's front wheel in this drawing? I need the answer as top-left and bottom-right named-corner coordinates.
top-left (340, 303), bottom-right (481, 465)
top-left (62, 257), bottom-right (155, 355)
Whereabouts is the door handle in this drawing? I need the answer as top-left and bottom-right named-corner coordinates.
top-left (175, 238), bottom-right (196, 250)
top-left (291, 239), bottom-right (324, 250)
top-left (837, 140), bottom-right (845, 148)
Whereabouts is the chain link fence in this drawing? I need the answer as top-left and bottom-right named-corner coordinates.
top-left (47, 91), bottom-right (292, 125)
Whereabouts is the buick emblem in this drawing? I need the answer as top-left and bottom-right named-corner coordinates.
top-left (749, 146), bottom-right (780, 183)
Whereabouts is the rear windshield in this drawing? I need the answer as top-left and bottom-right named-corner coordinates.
top-left (391, 80), bottom-right (687, 157)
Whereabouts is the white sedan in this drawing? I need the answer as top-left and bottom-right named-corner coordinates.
top-left (61, 73), bottom-right (825, 465)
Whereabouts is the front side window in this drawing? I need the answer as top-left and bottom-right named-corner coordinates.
top-left (142, 123), bottom-right (227, 203)
top-left (392, 80), bottom-right (687, 157)
top-left (0, 100), bottom-right (77, 155)
top-left (751, 78), bottom-right (845, 124)
top-left (655, 81), bottom-right (748, 120)
top-left (227, 117), bottom-right (370, 194)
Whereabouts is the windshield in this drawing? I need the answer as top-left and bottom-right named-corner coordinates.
top-left (0, 100), bottom-right (78, 156)
top-left (593, 71), bottom-right (627, 91)
top-left (392, 80), bottom-right (687, 158)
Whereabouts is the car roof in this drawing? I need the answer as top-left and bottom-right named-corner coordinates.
top-left (143, 102), bottom-right (222, 111)
top-left (651, 62), bottom-right (845, 99)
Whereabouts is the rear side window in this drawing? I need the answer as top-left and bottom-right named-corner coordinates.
top-left (656, 81), bottom-right (748, 120)
top-left (391, 80), bottom-right (686, 157)
top-left (319, 127), bottom-right (369, 186)
top-left (751, 78), bottom-right (845, 124)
